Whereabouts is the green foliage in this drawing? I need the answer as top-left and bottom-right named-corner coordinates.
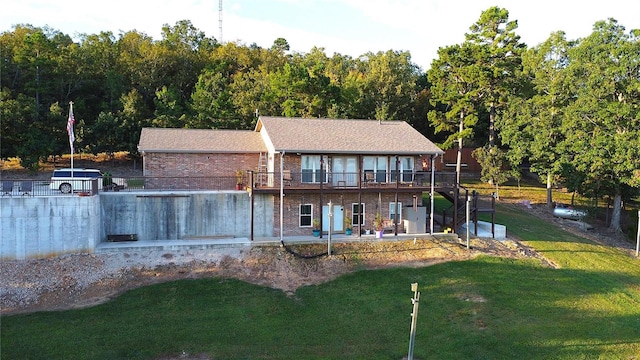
top-left (500, 31), bottom-right (572, 179)
top-left (102, 171), bottom-right (113, 186)
top-left (497, 18), bottom-right (640, 230)
top-left (126, 178), bottom-right (144, 189)
top-left (427, 43), bottom-right (480, 149)
top-left (373, 212), bottom-right (384, 230)
top-left (472, 145), bottom-right (510, 198)
top-left (562, 20), bottom-right (640, 185)
top-left (1, 12), bottom-right (637, 218)
top-left (1, 23), bottom-right (429, 162)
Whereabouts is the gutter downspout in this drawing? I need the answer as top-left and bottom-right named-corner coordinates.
top-left (280, 151), bottom-right (285, 242)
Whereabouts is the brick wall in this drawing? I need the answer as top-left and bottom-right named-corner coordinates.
top-left (276, 192), bottom-right (419, 236)
top-left (143, 152), bottom-right (260, 178)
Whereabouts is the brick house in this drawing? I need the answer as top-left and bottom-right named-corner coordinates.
top-left (138, 116), bottom-right (446, 238)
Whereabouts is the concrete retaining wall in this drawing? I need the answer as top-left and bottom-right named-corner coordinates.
top-left (1, 192), bottom-right (273, 260)
top-left (1, 196), bottom-right (101, 260)
top-left (100, 191), bottom-right (273, 240)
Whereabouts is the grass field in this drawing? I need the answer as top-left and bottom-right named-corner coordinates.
top-left (2, 201), bottom-right (639, 359)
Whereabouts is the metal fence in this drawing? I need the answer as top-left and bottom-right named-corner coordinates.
top-left (2, 172), bottom-right (458, 197)
top-left (1, 176), bottom-right (240, 197)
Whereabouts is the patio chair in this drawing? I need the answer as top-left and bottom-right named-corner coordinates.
top-left (283, 169), bottom-right (292, 186)
top-left (2, 180), bottom-right (13, 196)
top-left (20, 180), bottom-right (33, 196)
top-left (364, 172), bottom-right (377, 187)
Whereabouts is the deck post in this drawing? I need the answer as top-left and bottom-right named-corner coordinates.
top-left (430, 155), bottom-right (435, 234)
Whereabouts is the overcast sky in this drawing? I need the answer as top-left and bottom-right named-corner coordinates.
top-left (3, 0), bottom-right (639, 70)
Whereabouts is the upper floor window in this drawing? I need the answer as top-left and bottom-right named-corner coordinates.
top-left (391, 156), bottom-right (415, 182)
top-left (301, 155), bottom-right (325, 183)
top-left (363, 156), bottom-right (388, 183)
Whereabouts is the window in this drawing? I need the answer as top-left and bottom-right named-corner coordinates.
top-left (389, 202), bottom-right (402, 223)
top-left (300, 204), bottom-right (313, 227)
top-left (301, 155), bottom-right (324, 183)
top-left (391, 157), bottom-right (415, 182)
top-left (332, 156), bottom-right (358, 186)
top-left (351, 203), bottom-right (365, 226)
top-left (363, 156), bottom-right (388, 183)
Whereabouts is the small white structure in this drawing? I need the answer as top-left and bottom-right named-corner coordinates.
top-left (460, 221), bottom-right (507, 240)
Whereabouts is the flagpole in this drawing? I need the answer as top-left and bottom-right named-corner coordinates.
top-left (68, 101), bottom-right (75, 177)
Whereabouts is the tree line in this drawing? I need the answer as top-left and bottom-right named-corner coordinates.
top-left (426, 7), bottom-right (639, 231)
top-left (1, 7), bottom-right (638, 231)
top-left (1, 20), bottom-right (431, 165)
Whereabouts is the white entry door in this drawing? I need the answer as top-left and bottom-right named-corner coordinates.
top-left (322, 205), bottom-right (344, 232)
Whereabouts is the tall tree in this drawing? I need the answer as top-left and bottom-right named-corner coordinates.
top-left (501, 31), bottom-right (572, 206)
top-left (562, 19), bottom-right (640, 231)
top-left (158, 20), bottom-right (214, 105)
top-left (359, 50), bottom-right (420, 121)
top-left (427, 43), bottom-right (480, 185)
top-left (465, 6), bottom-right (526, 147)
top-left (427, 7), bottom-right (525, 185)
top-left (189, 69), bottom-right (236, 128)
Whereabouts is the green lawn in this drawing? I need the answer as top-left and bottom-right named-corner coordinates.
top-left (2, 205), bottom-right (639, 359)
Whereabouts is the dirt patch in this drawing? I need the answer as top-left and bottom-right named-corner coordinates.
top-left (1, 237), bottom-right (542, 316)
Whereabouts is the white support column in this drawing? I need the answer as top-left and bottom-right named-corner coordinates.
top-left (280, 152), bottom-right (285, 241)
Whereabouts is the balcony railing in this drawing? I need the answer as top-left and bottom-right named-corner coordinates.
top-left (249, 171), bottom-right (456, 190)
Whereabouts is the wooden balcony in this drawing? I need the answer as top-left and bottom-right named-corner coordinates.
top-left (248, 171), bottom-right (456, 194)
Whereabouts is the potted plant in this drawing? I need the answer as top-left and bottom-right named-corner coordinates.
top-left (312, 219), bottom-right (321, 237)
top-left (344, 216), bottom-right (352, 235)
top-left (235, 170), bottom-right (245, 190)
top-left (373, 212), bottom-right (384, 239)
top-left (102, 171), bottom-right (113, 191)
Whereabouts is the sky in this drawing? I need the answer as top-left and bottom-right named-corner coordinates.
top-left (3, 0), bottom-right (639, 70)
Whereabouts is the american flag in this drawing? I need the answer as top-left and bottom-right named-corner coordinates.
top-left (67, 103), bottom-right (75, 150)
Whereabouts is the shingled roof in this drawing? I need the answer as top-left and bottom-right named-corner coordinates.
top-left (138, 117), bottom-right (443, 155)
top-left (256, 116), bottom-right (443, 155)
top-left (138, 128), bottom-right (267, 153)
